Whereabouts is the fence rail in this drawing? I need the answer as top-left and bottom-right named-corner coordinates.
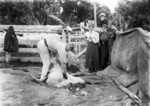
top-left (0, 48), bottom-right (38, 53)
top-left (0, 26), bottom-right (87, 63)
top-left (0, 25), bottom-right (62, 32)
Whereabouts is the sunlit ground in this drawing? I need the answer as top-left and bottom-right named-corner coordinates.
top-left (0, 62), bottom-right (134, 106)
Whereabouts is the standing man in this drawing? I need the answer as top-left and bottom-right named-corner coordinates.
top-left (97, 13), bottom-right (108, 28)
top-left (37, 34), bottom-right (74, 82)
top-left (96, 13), bottom-right (110, 70)
top-left (95, 12), bottom-right (118, 70)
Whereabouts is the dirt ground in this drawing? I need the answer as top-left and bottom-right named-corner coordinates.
top-left (0, 62), bottom-right (134, 106)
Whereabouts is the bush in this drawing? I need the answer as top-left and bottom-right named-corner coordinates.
top-left (0, 1), bottom-right (39, 25)
top-left (115, 0), bottom-right (150, 31)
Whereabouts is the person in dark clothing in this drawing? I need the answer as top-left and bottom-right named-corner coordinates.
top-left (97, 13), bottom-right (108, 28)
top-left (95, 13), bottom-right (118, 70)
top-left (4, 26), bottom-right (19, 64)
top-left (99, 25), bottom-right (110, 69)
top-left (97, 13), bottom-right (109, 70)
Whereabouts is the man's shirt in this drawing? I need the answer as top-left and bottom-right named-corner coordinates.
top-left (44, 34), bottom-right (67, 63)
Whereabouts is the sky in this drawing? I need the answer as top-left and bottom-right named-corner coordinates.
top-left (86, 0), bottom-right (120, 13)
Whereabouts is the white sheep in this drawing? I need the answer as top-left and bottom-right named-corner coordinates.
top-left (46, 57), bottom-right (85, 88)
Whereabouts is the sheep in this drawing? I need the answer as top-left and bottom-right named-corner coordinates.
top-left (46, 57), bottom-right (85, 88)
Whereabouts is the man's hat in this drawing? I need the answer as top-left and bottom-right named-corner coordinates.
top-left (99, 13), bottom-right (106, 17)
top-left (102, 24), bottom-right (108, 29)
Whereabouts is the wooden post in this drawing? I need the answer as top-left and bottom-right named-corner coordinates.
top-left (78, 40), bottom-right (81, 54)
top-left (5, 52), bottom-right (11, 63)
top-left (94, 2), bottom-right (97, 28)
top-left (75, 32), bottom-right (78, 55)
top-left (112, 78), bottom-right (142, 106)
top-left (75, 48), bottom-right (87, 60)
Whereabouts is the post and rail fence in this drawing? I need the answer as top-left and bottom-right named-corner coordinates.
top-left (0, 25), bottom-right (87, 63)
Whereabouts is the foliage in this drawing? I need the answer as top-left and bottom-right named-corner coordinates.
top-left (0, 1), bottom-right (61, 25)
top-left (0, 1), bottom-right (39, 25)
top-left (60, 0), bottom-right (94, 26)
top-left (0, 0), bottom-right (112, 27)
top-left (110, 13), bottom-right (126, 31)
top-left (96, 5), bottom-right (111, 17)
top-left (115, 0), bottom-right (150, 31)
top-left (32, 0), bottom-right (61, 25)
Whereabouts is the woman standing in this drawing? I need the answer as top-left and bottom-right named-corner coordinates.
top-left (99, 24), bottom-right (110, 69)
top-left (4, 26), bottom-right (19, 64)
top-left (85, 22), bottom-right (100, 73)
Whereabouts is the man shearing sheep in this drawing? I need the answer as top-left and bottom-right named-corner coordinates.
top-left (36, 34), bottom-right (75, 82)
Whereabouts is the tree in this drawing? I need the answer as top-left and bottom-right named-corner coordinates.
top-left (0, 1), bottom-right (61, 25)
top-left (115, 0), bottom-right (150, 31)
top-left (32, 0), bottom-right (61, 25)
top-left (0, 0), bottom-right (112, 27)
top-left (0, 1), bottom-right (39, 25)
top-left (60, 0), bottom-right (94, 26)
top-left (96, 5), bottom-right (111, 17)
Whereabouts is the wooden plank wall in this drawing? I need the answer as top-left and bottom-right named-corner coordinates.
top-left (0, 25), bottom-right (62, 32)
top-left (0, 28), bottom-right (64, 63)
top-left (68, 32), bottom-right (87, 54)
top-left (0, 25), bottom-right (87, 63)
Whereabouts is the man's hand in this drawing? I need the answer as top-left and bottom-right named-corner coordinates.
top-left (72, 59), bottom-right (79, 66)
top-left (111, 25), bottom-right (117, 31)
top-left (30, 74), bottom-right (43, 82)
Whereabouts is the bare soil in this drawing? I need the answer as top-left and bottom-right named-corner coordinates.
top-left (0, 62), bottom-right (134, 106)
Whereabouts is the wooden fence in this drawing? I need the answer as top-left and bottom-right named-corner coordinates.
top-left (68, 32), bottom-right (87, 54)
top-left (0, 25), bottom-right (87, 63)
